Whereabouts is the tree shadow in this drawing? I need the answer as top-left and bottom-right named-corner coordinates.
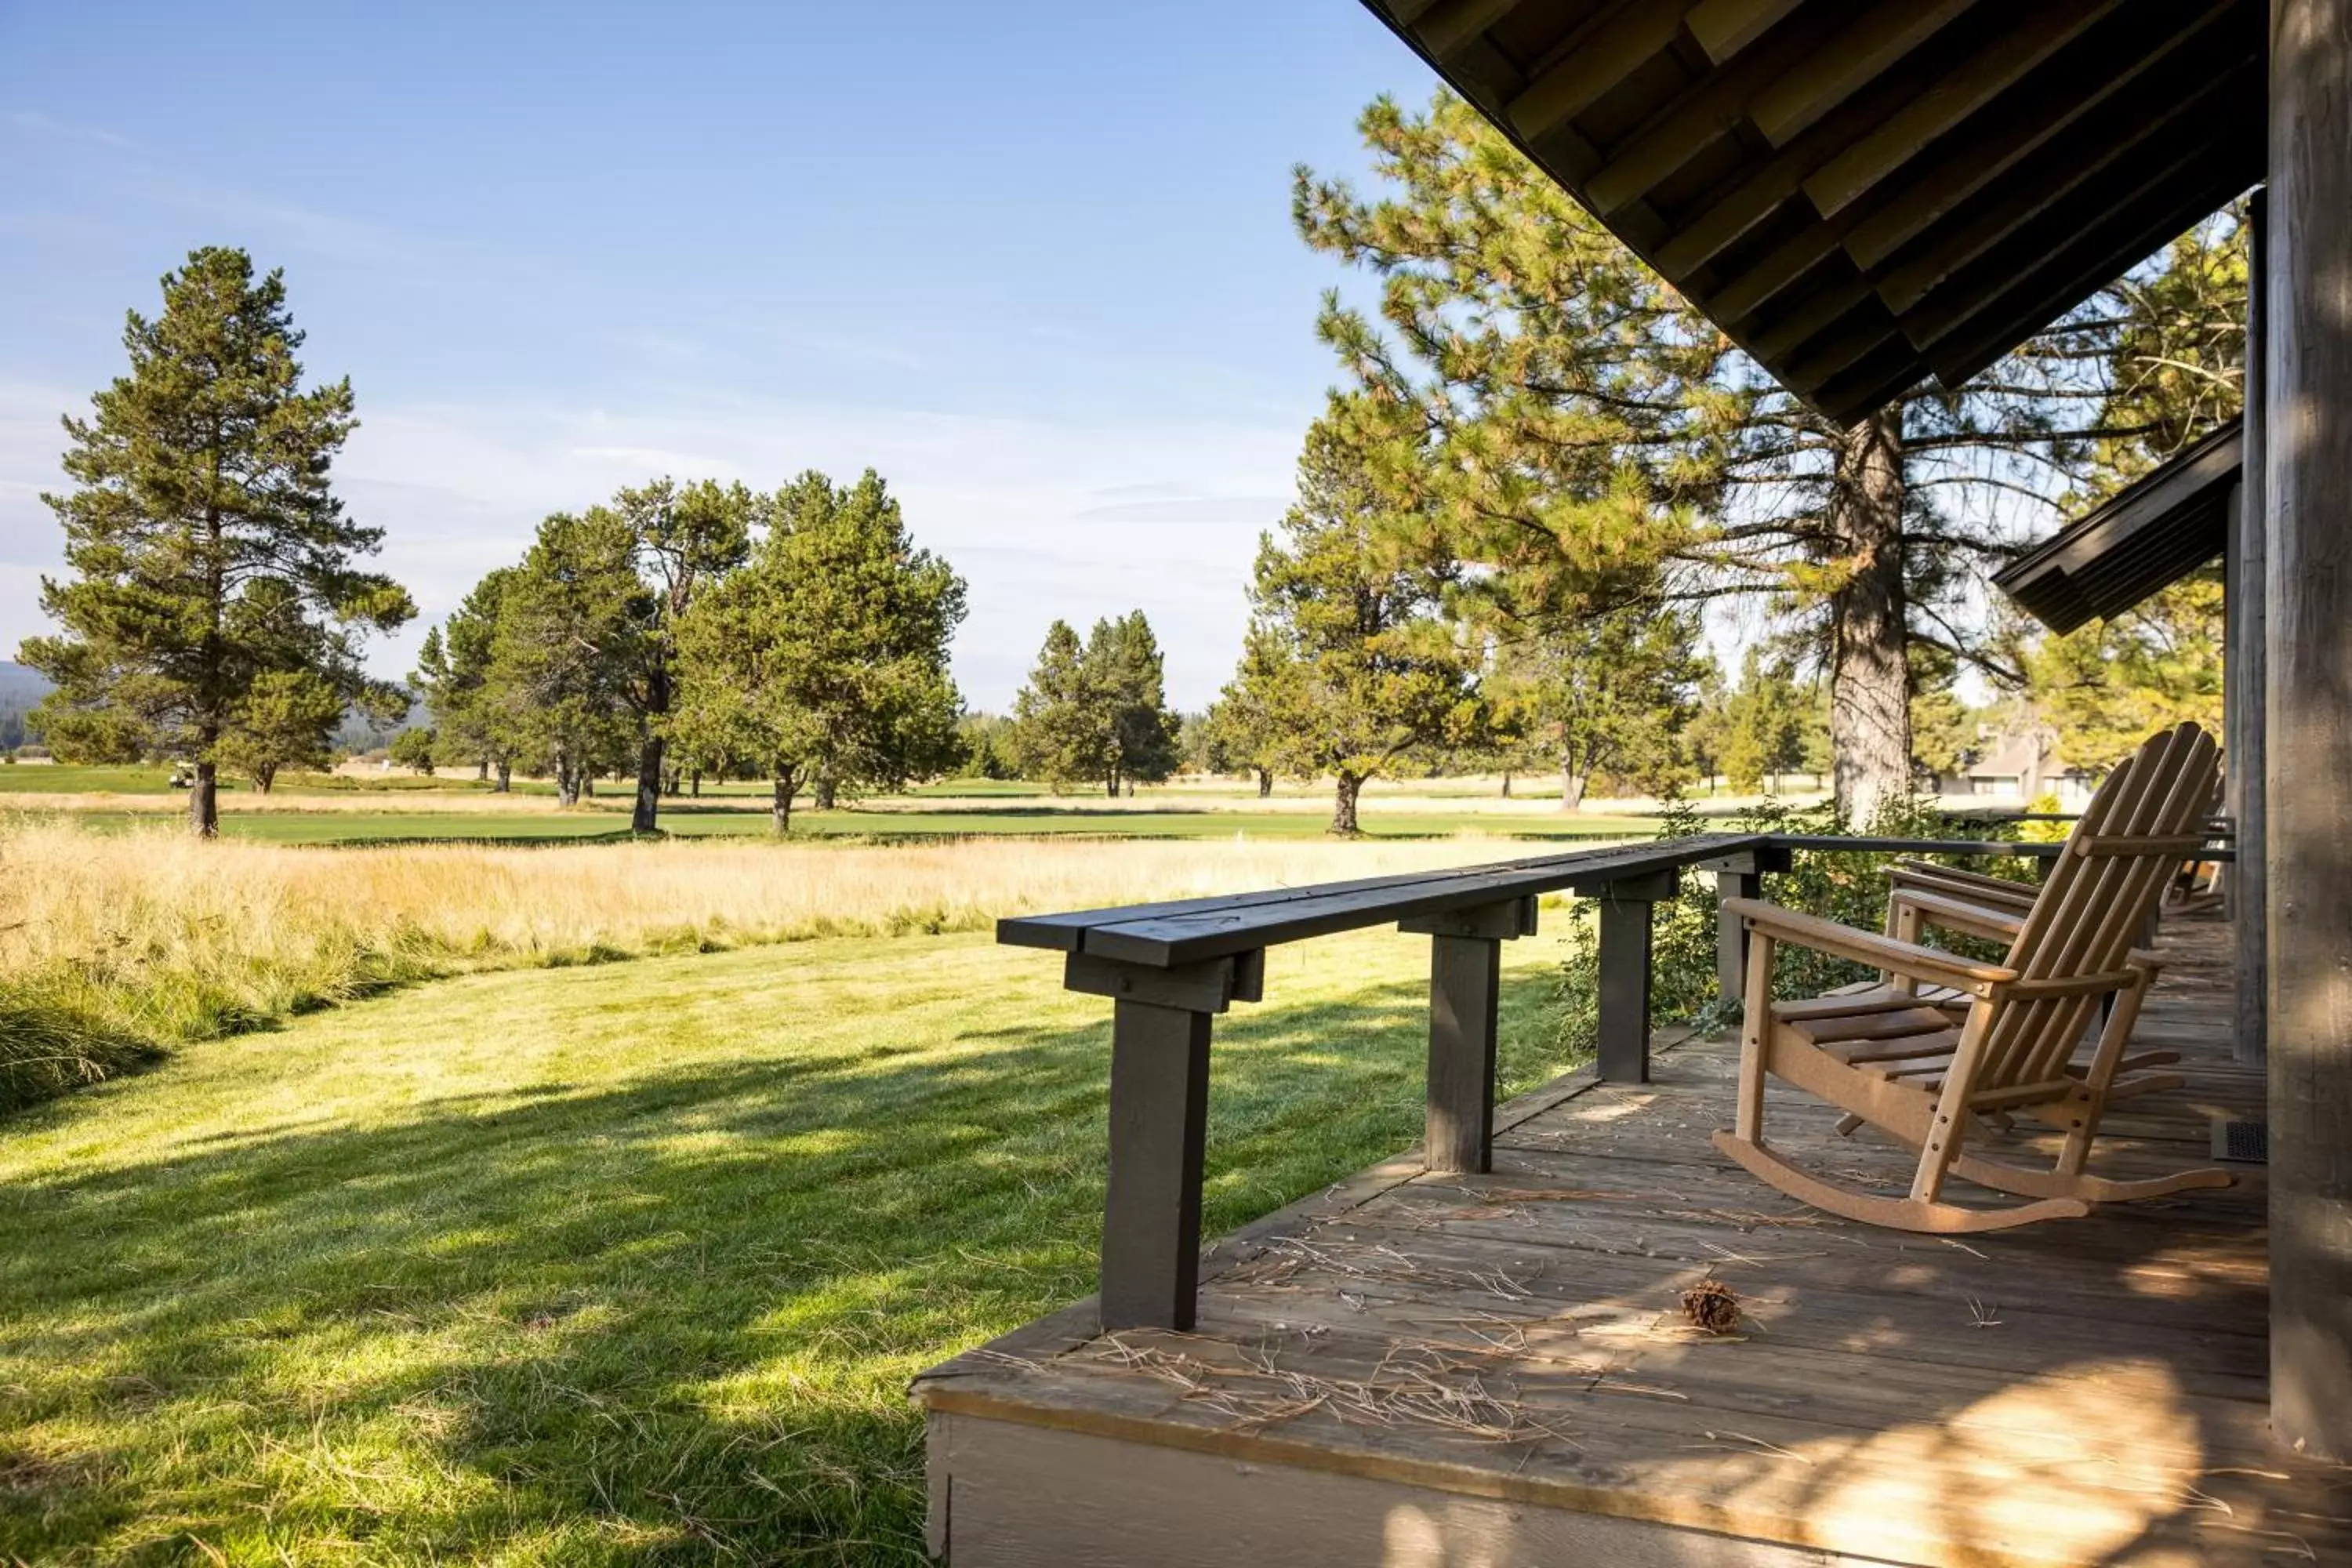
top-left (0, 952), bottom-right (1577, 1563)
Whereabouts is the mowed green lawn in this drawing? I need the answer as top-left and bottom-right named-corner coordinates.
top-left (4, 768), bottom-right (1665, 844)
top-left (0, 925), bottom-right (1586, 1565)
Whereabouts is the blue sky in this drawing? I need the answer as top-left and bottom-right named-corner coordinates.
top-left (0, 0), bottom-right (1438, 710)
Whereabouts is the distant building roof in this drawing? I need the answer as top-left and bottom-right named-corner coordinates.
top-left (1993, 423), bottom-right (2240, 634)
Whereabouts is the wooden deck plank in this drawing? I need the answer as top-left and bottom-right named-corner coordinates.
top-left (915, 914), bottom-right (2352, 1566)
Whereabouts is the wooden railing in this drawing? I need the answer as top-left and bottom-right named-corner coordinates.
top-left (999, 829), bottom-right (2234, 1332)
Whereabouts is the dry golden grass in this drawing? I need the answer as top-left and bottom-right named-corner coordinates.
top-left (17, 787), bottom-right (575, 815)
top-left (0, 821), bottom-right (1554, 1109)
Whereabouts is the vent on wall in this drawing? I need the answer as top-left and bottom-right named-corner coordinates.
top-left (2211, 1118), bottom-right (2268, 1163)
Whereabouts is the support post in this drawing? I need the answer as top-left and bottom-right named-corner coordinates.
top-left (1576, 870), bottom-right (1677, 1083)
top-left (1703, 849), bottom-right (1791, 1009)
top-left (2231, 190), bottom-right (2269, 1067)
top-left (2267, 0), bottom-right (2352, 1460)
top-left (1401, 898), bottom-right (1536, 1174)
top-left (1101, 1000), bottom-right (1212, 1330)
top-left (1064, 949), bottom-right (1261, 1332)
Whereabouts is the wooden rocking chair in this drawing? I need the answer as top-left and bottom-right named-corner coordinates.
top-left (1711, 721), bottom-right (2232, 1233)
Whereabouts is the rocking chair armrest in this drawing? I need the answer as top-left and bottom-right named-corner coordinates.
top-left (2004, 968), bottom-right (2142, 1000)
top-left (1725, 897), bottom-right (2020, 997)
top-left (1891, 888), bottom-right (2025, 946)
top-left (1887, 859), bottom-right (2039, 910)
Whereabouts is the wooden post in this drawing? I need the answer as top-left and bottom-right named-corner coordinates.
top-left (1598, 897), bottom-right (1654, 1083)
top-left (1703, 848), bottom-right (1790, 1008)
top-left (1063, 949), bottom-right (1261, 1333)
top-left (1578, 870), bottom-right (1676, 1083)
top-left (2267, 0), bottom-right (2352, 1461)
top-left (1101, 1000), bottom-right (1212, 1331)
top-left (2230, 191), bottom-right (2269, 1068)
top-left (1401, 898), bottom-right (1535, 1174)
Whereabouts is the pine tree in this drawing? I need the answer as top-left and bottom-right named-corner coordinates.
top-left (21, 247), bottom-right (413, 833)
top-left (1083, 611), bottom-right (1181, 796)
top-left (1487, 604), bottom-right (1708, 810)
top-left (1008, 620), bottom-right (1114, 792)
top-left (414, 568), bottom-right (517, 788)
top-left (670, 470), bottom-right (964, 833)
top-left (216, 669), bottom-right (345, 793)
top-left (608, 477), bottom-right (756, 832)
top-left (1718, 650), bottom-right (1808, 795)
top-left (1240, 410), bottom-right (1483, 834)
top-left (486, 510), bottom-right (644, 806)
top-left (1203, 623), bottom-right (1294, 798)
top-left (1294, 94), bottom-right (2243, 825)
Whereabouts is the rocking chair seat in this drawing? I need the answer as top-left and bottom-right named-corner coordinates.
top-left (1715, 722), bottom-right (2234, 1233)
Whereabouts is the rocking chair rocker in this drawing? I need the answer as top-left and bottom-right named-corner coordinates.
top-left (1711, 721), bottom-right (2231, 1233)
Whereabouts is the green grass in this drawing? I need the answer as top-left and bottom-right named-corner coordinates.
top-left (0, 925), bottom-right (1585, 1564)
top-left (38, 805), bottom-right (1661, 846)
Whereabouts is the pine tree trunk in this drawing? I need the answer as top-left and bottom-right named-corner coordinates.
top-left (495, 761), bottom-right (510, 793)
top-left (477, 758), bottom-right (488, 782)
top-left (1330, 770), bottom-right (1363, 835)
top-left (1105, 768), bottom-right (1120, 798)
top-left (813, 770), bottom-right (837, 811)
top-left (771, 777), bottom-right (795, 836)
top-left (632, 735), bottom-right (663, 833)
top-left (190, 757), bottom-right (219, 838)
top-left (1501, 770), bottom-right (1512, 798)
top-left (1256, 768), bottom-right (1272, 799)
top-left (255, 766), bottom-right (275, 797)
top-left (555, 757), bottom-right (579, 808)
top-left (1826, 405), bottom-right (1911, 826)
top-left (690, 770), bottom-right (702, 798)
top-left (1559, 760), bottom-right (1588, 813)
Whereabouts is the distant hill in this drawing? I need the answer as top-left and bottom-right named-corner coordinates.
top-left (0, 661), bottom-right (50, 705)
top-left (0, 662), bottom-right (49, 749)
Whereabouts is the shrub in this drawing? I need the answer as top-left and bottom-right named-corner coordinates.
top-left (1555, 795), bottom-right (2027, 1058)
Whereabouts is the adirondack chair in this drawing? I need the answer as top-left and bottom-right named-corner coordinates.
top-left (1711, 721), bottom-right (2231, 1233)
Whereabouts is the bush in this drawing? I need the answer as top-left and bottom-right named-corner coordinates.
top-left (1555, 794), bottom-right (2028, 1058)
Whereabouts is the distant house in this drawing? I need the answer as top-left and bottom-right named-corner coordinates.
top-left (1952, 726), bottom-right (2096, 806)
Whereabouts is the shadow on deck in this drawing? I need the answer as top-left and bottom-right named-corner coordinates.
top-left (914, 915), bottom-right (2352, 1566)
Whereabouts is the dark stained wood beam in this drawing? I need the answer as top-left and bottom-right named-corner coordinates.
top-left (1652, 34), bottom-right (1954, 278)
top-left (1582, 5), bottom-right (1842, 214)
top-left (1928, 158), bottom-right (2256, 389)
top-left (1835, 0), bottom-right (2249, 270)
top-left (1811, 339), bottom-right (1929, 425)
top-left (1504, 1), bottom-right (1697, 143)
top-left (1776, 306), bottom-right (1899, 391)
top-left (1684, 0), bottom-right (1806, 64)
top-left (1745, 268), bottom-right (1876, 361)
top-left (1410, 0), bottom-right (1530, 57)
top-left (1746, 0), bottom-right (1974, 147)
top-left (1800, 0), bottom-right (2123, 220)
top-left (1874, 62), bottom-right (2255, 319)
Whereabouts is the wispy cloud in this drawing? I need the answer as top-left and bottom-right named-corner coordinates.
top-left (5, 110), bottom-right (133, 148)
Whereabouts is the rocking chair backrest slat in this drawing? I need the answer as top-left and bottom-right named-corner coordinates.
top-left (1976, 724), bottom-right (2222, 1092)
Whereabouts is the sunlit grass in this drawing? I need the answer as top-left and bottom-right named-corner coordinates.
top-left (0, 924), bottom-right (1586, 1563)
top-left (0, 822), bottom-right (1583, 1109)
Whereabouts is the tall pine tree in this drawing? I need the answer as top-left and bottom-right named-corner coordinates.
top-left (1084, 611), bottom-right (1181, 796)
top-left (670, 470), bottom-right (964, 833)
top-left (1008, 621), bottom-right (1114, 792)
top-left (23, 247), bottom-right (413, 834)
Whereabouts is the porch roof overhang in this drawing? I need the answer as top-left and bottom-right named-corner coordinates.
top-left (1359, 0), bottom-right (2264, 425)
top-left (1994, 422), bottom-right (2241, 633)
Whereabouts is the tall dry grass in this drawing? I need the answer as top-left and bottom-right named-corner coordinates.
top-left (0, 820), bottom-right (1552, 1111)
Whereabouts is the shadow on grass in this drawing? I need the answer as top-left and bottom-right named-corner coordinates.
top-left (0, 959), bottom-right (1577, 1565)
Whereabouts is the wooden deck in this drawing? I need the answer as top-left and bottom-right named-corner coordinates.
top-left (914, 915), bottom-right (2352, 1566)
